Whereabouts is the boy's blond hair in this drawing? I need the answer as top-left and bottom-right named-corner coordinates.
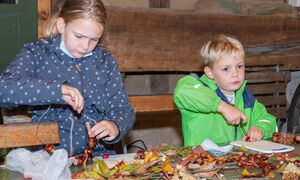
top-left (200, 35), bottom-right (245, 67)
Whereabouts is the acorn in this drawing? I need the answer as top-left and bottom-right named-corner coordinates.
top-left (245, 136), bottom-right (251, 142)
top-left (295, 134), bottom-right (300, 143)
top-left (273, 132), bottom-right (280, 137)
top-left (272, 136), bottom-right (279, 143)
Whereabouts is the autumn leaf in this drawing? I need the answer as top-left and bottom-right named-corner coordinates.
top-left (94, 158), bottom-right (118, 178)
top-left (241, 168), bottom-right (257, 176)
top-left (153, 166), bottom-right (162, 173)
top-left (162, 157), bottom-right (174, 175)
top-left (144, 151), bottom-right (153, 163)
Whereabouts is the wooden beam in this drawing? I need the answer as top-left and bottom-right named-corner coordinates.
top-left (105, 8), bottom-right (300, 72)
top-left (129, 94), bottom-right (286, 119)
top-left (246, 83), bottom-right (286, 95)
top-left (256, 95), bottom-right (286, 106)
top-left (246, 72), bottom-right (287, 83)
top-left (129, 95), bottom-right (177, 112)
top-left (38, 0), bottom-right (51, 38)
top-left (246, 55), bottom-right (300, 71)
top-left (0, 122), bottom-right (60, 148)
top-left (267, 107), bottom-right (286, 119)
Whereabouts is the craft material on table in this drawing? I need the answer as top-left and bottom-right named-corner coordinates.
top-left (93, 153), bottom-right (143, 169)
top-left (231, 140), bottom-right (295, 153)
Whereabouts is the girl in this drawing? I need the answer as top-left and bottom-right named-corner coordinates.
top-left (0, 0), bottom-right (135, 156)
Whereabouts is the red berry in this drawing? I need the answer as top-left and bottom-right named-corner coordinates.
top-left (102, 154), bottom-right (109, 159)
top-left (45, 144), bottom-right (54, 153)
top-left (86, 148), bottom-right (94, 154)
top-left (137, 150), bottom-right (144, 154)
top-left (295, 134), bottom-right (300, 143)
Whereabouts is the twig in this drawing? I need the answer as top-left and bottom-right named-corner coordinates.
top-left (85, 122), bottom-right (91, 137)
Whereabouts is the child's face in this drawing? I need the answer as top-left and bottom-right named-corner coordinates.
top-left (57, 18), bottom-right (104, 59)
top-left (205, 53), bottom-right (245, 95)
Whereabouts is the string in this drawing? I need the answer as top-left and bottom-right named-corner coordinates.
top-left (86, 116), bottom-right (98, 125)
top-left (35, 105), bottom-right (51, 145)
top-left (69, 116), bottom-right (74, 156)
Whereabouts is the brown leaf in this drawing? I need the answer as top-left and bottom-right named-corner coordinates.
top-left (194, 165), bottom-right (223, 178)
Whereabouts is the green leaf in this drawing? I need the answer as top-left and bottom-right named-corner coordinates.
top-left (94, 158), bottom-right (110, 178)
top-left (294, 156), bottom-right (300, 160)
top-left (153, 166), bottom-right (162, 173)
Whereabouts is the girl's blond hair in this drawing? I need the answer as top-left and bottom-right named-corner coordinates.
top-left (44, 0), bottom-right (107, 44)
top-left (200, 35), bottom-right (245, 67)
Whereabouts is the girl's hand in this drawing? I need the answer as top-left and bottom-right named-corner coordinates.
top-left (61, 84), bottom-right (84, 113)
top-left (217, 100), bottom-right (247, 125)
top-left (242, 126), bottom-right (263, 142)
top-left (89, 120), bottom-right (119, 142)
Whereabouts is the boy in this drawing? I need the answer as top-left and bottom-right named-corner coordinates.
top-left (174, 35), bottom-right (277, 146)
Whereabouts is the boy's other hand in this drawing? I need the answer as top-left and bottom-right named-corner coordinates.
top-left (242, 126), bottom-right (263, 142)
top-left (62, 84), bottom-right (84, 113)
top-left (218, 100), bottom-right (247, 125)
top-left (89, 120), bottom-right (119, 142)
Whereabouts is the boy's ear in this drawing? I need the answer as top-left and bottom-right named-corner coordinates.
top-left (56, 17), bottom-right (65, 34)
top-left (204, 66), bottom-right (214, 79)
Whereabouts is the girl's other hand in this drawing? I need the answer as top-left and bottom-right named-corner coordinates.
top-left (242, 126), bottom-right (263, 142)
top-left (89, 120), bottom-right (119, 142)
top-left (61, 84), bottom-right (84, 113)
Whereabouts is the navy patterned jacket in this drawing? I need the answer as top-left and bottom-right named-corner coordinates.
top-left (0, 36), bottom-right (135, 155)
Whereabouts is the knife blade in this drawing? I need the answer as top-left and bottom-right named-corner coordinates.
top-left (239, 120), bottom-right (247, 137)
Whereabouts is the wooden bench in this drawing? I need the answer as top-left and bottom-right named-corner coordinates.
top-left (1, 7), bottom-right (300, 148)
top-left (128, 54), bottom-right (295, 119)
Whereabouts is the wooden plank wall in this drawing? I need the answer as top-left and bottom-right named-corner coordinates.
top-left (38, 4), bottom-right (300, 72)
top-left (104, 8), bottom-right (300, 72)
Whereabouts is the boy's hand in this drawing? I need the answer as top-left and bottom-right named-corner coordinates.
top-left (217, 100), bottom-right (247, 125)
top-left (62, 84), bottom-right (84, 113)
top-left (242, 126), bottom-right (263, 142)
top-left (88, 120), bottom-right (119, 142)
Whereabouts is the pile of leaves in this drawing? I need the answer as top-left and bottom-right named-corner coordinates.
top-left (71, 144), bottom-right (300, 180)
top-left (72, 144), bottom-right (169, 179)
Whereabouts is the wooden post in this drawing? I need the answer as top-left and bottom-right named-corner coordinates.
top-left (38, 0), bottom-right (51, 38)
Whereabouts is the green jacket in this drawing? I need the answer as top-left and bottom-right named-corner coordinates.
top-left (174, 74), bottom-right (277, 146)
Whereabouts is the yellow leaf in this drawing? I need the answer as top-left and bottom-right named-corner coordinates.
top-left (94, 158), bottom-right (110, 177)
top-left (144, 151), bottom-right (153, 163)
top-left (239, 145), bottom-right (248, 152)
top-left (162, 158), bottom-right (174, 175)
top-left (267, 172), bottom-right (275, 179)
top-left (242, 168), bottom-right (249, 176)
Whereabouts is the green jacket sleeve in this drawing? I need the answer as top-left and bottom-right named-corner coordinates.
top-left (174, 76), bottom-right (222, 113)
top-left (251, 100), bottom-right (277, 139)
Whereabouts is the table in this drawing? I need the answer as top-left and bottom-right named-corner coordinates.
top-left (1, 143), bottom-right (300, 180)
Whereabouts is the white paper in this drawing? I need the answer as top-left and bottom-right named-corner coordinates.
top-left (289, 0), bottom-right (300, 7)
top-left (201, 139), bottom-right (233, 153)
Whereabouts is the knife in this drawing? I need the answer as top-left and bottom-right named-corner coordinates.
top-left (239, 120), bottom-right (247, 137)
